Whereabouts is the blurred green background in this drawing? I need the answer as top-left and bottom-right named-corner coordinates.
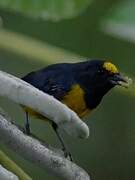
top-left (0, 0), bottom-right (135, 179)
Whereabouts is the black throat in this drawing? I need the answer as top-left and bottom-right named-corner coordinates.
top-left (83, 85), bottom-right (113, 109)
top-left (73, 61), bottom-right (114, 109)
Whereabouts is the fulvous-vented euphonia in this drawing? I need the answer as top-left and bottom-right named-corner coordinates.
top-left (22, 59), bottom-right (128, 161)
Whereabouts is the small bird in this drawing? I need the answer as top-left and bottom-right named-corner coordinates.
top-left (22, 59), bottom-right (128, 160)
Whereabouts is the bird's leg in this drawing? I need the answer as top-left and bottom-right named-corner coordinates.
top-left (52, 122), bottom-right (73, 161)
top-left (25, 111), bottom-right (31, 135)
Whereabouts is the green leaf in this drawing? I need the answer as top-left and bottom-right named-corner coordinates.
top-left (101, 0), bottom-right (135, 43)
top-left (0, 0), bottom-right (92, 21)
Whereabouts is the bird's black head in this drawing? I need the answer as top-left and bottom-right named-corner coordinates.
top-left (75, 59), bottom-right (128, 108)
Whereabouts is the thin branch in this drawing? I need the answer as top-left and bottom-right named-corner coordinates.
top-left (0, 150), bottom-right (32, 180)
top-left (0, 70), bottom-right (89, 139)
top-left (0, 111), bottom-right (90, 180)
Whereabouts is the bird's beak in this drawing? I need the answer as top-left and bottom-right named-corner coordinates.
top-left (110, 73), bottom-right (129, 88)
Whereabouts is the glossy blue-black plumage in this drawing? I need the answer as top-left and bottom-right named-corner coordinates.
top-left (22, 63), bottom-right (76, 100)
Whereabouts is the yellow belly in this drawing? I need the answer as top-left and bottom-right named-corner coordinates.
top-left (61, 84), bottom-right (90, 117)
top-left (23, 84), bottom-right (91, 120)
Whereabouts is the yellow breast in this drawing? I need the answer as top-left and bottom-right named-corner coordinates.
top-left (23, 84), bottom-right (90, 121)
top-left (62, 84), bottom-right (90, 117)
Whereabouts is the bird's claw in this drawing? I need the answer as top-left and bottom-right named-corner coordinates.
top-left (62, 148), bottom-right (73, 161)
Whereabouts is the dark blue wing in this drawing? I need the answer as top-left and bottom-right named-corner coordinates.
top-left (22, 64), bottom-right (75, 100)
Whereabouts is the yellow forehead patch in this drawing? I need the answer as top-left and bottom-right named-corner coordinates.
top-left (103, 62), bottom-right (118, 73)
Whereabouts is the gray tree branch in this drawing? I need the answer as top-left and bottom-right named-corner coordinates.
top-left (0, 110), bottom-right (90, 180)
top-left (0, 164), bottom-right (19, 180)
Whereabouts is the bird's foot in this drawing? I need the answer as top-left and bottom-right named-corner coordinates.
top-left (25, 123), bottom-right (31, 135)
